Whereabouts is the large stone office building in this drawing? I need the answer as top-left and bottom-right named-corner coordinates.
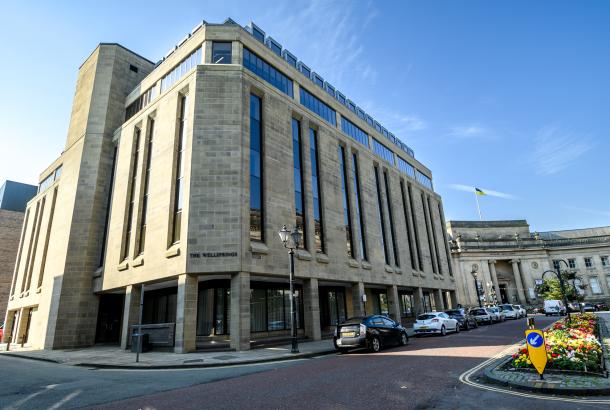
top-left (4, 19), bottom-right (456, 352)
top-left (448, 220), bottom-right (610, 307)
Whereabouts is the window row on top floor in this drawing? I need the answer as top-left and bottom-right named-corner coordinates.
top-left (243, 47), bottom-right (294, 98)
top-left (38, 165), bottom-right (62, 193)
top-left (416, 170), bottom-right (433, 190)
top-left (300, 87), bottom-right (336, 126)
top-left (341, 117), bottom-right (369, 148)
top-left (125, 86), bottom-right (157, 122)
top-left (372, 138), bottom-right (395, 165)
top-left (160, 47), bottom-right (202, 93)
top-left (397, 157), bottom-right (415, 178)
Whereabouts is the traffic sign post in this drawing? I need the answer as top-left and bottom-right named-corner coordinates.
top-left (525, 329), bottom-right (547, 379)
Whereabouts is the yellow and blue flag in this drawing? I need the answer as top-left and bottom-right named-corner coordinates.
top-left (475, 188), bottom-right (486, 196)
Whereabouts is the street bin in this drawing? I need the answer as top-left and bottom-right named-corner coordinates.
top-left (131, 333), bottom-right (150, 353)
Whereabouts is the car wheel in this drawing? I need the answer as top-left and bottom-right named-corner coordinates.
top-left (455, 323), bottom-right (460, 333)
top-left (370, 336), bottom-right (381, 352)
top-left (400, 332), bottom-right (409, 346)
top-left (474, 320), bottom-right (479, 328)
top-left (465, 321), bottom-right (470, 331)
top-left (339, 348), bottom-right (349, 354)
top-left (488, 318), bottom-right (493, 325)
top-left (440, 325), bottom-right (447, 336)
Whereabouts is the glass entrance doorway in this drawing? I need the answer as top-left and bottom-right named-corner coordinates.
top-left (197, 282), bottom-right (230, 337)
top-left (499, 284), bottom-right (508, 304)
top-left (319, 287), bottom-right (347, 330)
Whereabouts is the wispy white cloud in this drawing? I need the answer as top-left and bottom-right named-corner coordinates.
top-left (449, 184), bottom-right (517, 200)
top-left (563, 206), bottom-right (610, 218)
top-left (531, 125), bottom-right (593, 175)
top-left (257, 0), bottom-right (379, 87)
top-left (446, 124), bottom-right (494, 139)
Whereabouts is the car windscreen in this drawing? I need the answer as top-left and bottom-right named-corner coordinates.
top-left (501, 305), bottom-right (513, 310)
top-left (470, 309), bottom-right (486, 315)
top-left (445, 310), bottom-right (463, 316)
top-left (417, 314), bottom-right (436, 320)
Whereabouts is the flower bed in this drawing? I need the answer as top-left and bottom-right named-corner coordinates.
top-left (512, 313), bottom-right (603, 373)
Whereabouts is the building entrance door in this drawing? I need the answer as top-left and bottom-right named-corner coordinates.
top-left (319, 288), bottom-right (347, 330)
top-left (197, 284), bottom-right (230, 336)
top-left (95, 294), bottom-right (125, 344)
top-left (499, 284), bottom-right (508, 304)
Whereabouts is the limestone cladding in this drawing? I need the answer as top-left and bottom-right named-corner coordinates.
top-left (448, 220), bottom-right (610, 307)
top-left (0, 210), bottom-right (25, 320)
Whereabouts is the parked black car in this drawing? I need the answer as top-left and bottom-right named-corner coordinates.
top-left (445, 308), bottom-right (478, 330)
top-left (595, 302), bottom-right (608, 311)
top-left (333, 315), bottom-right (409, 353)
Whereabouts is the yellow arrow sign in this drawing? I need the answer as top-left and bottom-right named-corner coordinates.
top-left (525, 329), bottom-right (547, 377)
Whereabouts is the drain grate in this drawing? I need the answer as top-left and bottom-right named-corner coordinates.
top-left (212, 355), bottom-right (239, 361)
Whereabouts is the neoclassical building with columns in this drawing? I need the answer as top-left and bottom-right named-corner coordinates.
top-left (448, 220), bottom-right (610, 307)
top-left (4, 18), bottom-right (456, 352)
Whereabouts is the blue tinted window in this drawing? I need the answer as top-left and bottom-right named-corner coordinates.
top-left (338, 146), bottom-right (354, 258)
top-left (292, 119), bottom-right (307, 249)
top-left (347, 101), bottom-right (356, 113)
top-left (372, 138), bottom-right (395, 165)
top-left (336, 92), bottom-right (346, 105)
top-left (243, 48), bottom-right (293, 98)
top-left (397, 157), bottom-right (415, 178)
top-left (416, 171), bottom-right (433, 190)
top-left (160, 48), bottom-right (202, 92)
top-left (313, 73), bottom-right (324, 88)
top-left (252, 27), bottom-right (265, 43)
top-left (341, 117), bottom-right (369, 147)
top-left (250, 94), bottom-right (264, 241)
top-left (310, 129), bottom-right (325, 253)
top-left (300, 87), bottom-right (336, 126)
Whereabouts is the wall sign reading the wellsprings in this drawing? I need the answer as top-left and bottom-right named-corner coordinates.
top-left (189, 252), bottom-right (238, 258)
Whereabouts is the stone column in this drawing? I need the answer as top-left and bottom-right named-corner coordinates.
top-left (352, 282), bottom-right (365, 317)
top-left (520, 263), bottom-right (536, 303)
top-left (303, 278), bottom-right (321, 341)
top-left (175, 274), bottom-right (198, 353)
top-left (434, 288), bottom-right (445, 311)
top-left (387, 285), bottom-right (402, 321)
top-left (449, 291), bottom-right (459, 308)
top-left (120, 284), bottom-right (142, 350)
top-left (413, 287), bottom-right (424, 316)
top-left (511, 260), bottom-right (527, 305)
top-left (230, 272), bottom-right (251, 351)
top-left (488, 260), bottom-right (502, 304)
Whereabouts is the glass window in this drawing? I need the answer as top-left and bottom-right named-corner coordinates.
top-left (590, 277), bottom-right (602, 294)
top-left (243, 48), bottom-right (293, 98)
top-left (300, 87), bottom-right (336, 125)
top-left (123, 128), bottom-right (141, 259)
top-left (250, 94), bottom-right (264, 241)
top-left (338, 146), bottom-right (354, 258)
top-left (585, 257), bottom-right (594, 268)
top-left (212, 42), bottom-right (232, 64)
top-left (171, 96), bottom-right (188, 244)
top-left (310, 129), bottom-right (325, 254)
top-left (292, 119), bottom-right (307, 249)
top-left (568, 258), bottom-right (577, 269)
top-left (374, 166), bottom-right (390, 265)
top-left (552, 260), bottom-right (561, 271)
top-left (341, 117), bottom-right (369, 147)
top-left (351, 154), bottom-right (367, 261)
top-left (400, 181), bottom-right (417, 271)
top-left (397, 157), bottom-right (415, 178)
top-left (160, 48), bottom-right (202, 93)
top-left (313, 73), bottom-right (324, 88)
top-left (137, 119), bottom-right (154, 255)
top-left (250, 288), bottom-right (267, 332)
top-left (602, 256), bottom-right (610, 267)
top-left (606, 276), bottom-right (610, 292)
top-left (416, 170), bottom-right (433, 190)
top-left (383, 171), bottom-right (399, 267)
top-left (372, 138), bottom-right (395, 165)
top-left (399, 293), bottom-right (414, 318)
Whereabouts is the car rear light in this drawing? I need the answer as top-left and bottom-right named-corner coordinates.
top-left (359, 324), bottom-right (366, 335)
top-left (432, 318), bottom-right (439, 322)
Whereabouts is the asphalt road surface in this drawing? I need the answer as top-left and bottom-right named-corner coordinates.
top-left (2, 314), bottom-right (608, 409)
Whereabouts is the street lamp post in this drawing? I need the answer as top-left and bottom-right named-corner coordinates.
top-left (471, 267), bottom-right (483, 308)
top-left (542, 262), bottom-right (572, 326)
top-left (278, 225), bottom-right (302, 354)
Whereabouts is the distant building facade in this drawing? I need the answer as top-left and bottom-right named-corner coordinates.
top-left (4, 19), bottom-right (456, 352)
top-left (0, 181), bottom-right (36, 322)
top-left (448, 220), bottom-right (610, 307)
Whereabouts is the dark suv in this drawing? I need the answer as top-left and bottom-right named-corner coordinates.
top-left (333, 315), bottom-right (409, 353)
top-left (445, 308), bottom-right (478, 330)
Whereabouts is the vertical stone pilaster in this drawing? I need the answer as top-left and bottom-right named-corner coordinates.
top-left (352, 282), bottom-right (365, 316)
top-left (230, 272), bottom-right (250, 351)
top-left (303, 278), bottom-right (321, 341)
top-left (387, 285), bottom-right (401, 321)
top-left (121, 284), bottom-right (142, 350)
top-left (511, 260), bottom-right (527, 305)
top-left (489, 260), bottom-right (502, 304)
top-left (413, 287), bottom-right (424, 316)
top-left (175, 274), bottom-right (198, 353)
top-left (434, 288), bottom-right (445, 311)
top-left (450, 291), bottom-right (459, 309)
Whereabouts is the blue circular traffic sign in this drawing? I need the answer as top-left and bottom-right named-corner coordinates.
top-left (527, 332), bottom-right (543, 348)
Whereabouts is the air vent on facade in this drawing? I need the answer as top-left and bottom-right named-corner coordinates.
top-left (129, 64), bottom-right (138, 73)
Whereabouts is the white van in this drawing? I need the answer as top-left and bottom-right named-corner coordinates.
top-left (544, 300), bottom-right (566, 316)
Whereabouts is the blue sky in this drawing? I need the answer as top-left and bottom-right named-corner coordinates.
top-left (1, 0), bottom-right (608, 231)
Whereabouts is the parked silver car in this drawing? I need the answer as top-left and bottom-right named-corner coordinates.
top-left (469, 308), bottom-right (493, 325)
top-left (486, 307), bottom-right (505, 323)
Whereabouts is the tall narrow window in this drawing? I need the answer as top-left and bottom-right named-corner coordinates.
top-left (374, 166), bottom-right (390, 265)
top-left (123, 128), bottom-right (141, 260)
top-left (427, 196), bottom-right (442, 275)
top-left (250, 94), bottom-right (264, 241)
top-left (351, 153), bottom-right (367, 261)
top-left (138, 119), bottom-right (154, 255)
top-left (383, 171), bottom-right (399, 267)
top-left (10, 209), bottom-right (29, 297)
top-left (25, 196), bottom-right (45, 291)
top-left (172, 96), bottom-right (188, 245)
top-left (421, 193), bottom-right (437, 274)
top-left (338, 146), bottom-right (354, 258)
top-left (400, 181), bottom-right (417, 270)
top-left (292, 119), bottom-right (307, 249)
top-left (99, 147), bottom-right (118, 267)
top-left (21, 201), bottom-right (40, 293)
top-left (438, 203), bottom-right (453, 277)
top-left (309, 128), bottom-right (324, 253)
top-left (37, 187), bottom-right (58, 288)
top-left (407, 183), bottom-right (423, 270)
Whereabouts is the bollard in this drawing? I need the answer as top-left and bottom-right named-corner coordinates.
top-left (527, 317), bottom-right (535, 329)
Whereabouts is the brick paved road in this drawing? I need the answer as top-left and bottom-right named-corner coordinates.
top-left (89, 314), bottom-right (610, 410)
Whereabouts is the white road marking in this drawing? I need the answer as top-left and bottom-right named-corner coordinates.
top-left (96, 358), bottom-right (312, 372)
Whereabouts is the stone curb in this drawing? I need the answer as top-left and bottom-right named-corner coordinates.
top-left (1, 349), bottom-right (338, 370)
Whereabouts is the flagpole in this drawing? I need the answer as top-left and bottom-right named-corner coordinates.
top-left (475, 191), bottom-right (482, 221)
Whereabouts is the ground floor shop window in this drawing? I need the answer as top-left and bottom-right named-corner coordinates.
top-left (320, 288), bottom-right (347, 327)
top-left (399, 292), bottom-right (415, 318)
top-left (197, 282), bottom-right (230, 336)
top-left (422, 292), bottom-right (435, 312)
top-left (250, 284), bottom-right (303, 332)
top-left (371, 291), bottom-right (389, 316)
top-left (143, 287), bottom-right (177, 324)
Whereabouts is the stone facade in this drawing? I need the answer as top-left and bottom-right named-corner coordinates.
top-left (5, 20), bottom-right (455, 351)
top-left (448, 220), bottom-right (610, 307)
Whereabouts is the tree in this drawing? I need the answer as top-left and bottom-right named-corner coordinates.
top-left (536, 272), bottom-right (585, 302)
